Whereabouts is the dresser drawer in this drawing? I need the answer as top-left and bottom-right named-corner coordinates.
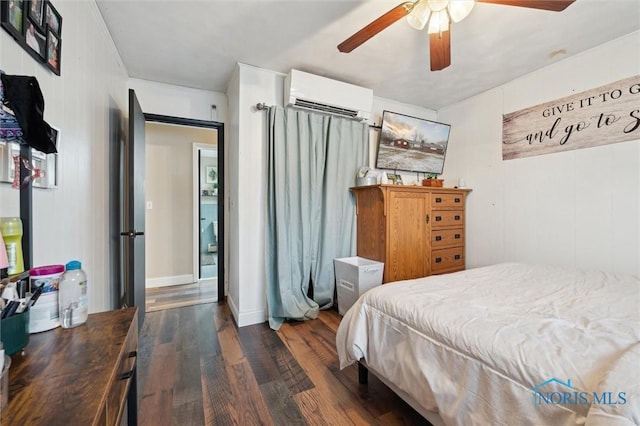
top-left (430, 210), bottom-right (464, 228)
top-left (432, 228), bottom-right (464, 248)
top-left (431, 193), bottom-right (465, 209)
top-left (106, 319), bottom-right (138, 425)
top-left (431, 247), bottom-right (464, 273)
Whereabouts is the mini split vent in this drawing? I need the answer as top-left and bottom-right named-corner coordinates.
top-left (292, 99), bottom-right (360, 119)
top-left (285, 69), bottom-right (373, 122)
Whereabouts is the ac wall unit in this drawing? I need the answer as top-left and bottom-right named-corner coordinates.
top-left (284, 69), bottom-right (373, 122)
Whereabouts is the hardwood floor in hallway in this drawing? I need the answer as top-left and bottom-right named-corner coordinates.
top-left (145, 280), bottom-right (217, 312)
top-left (136, 302), bottom-right (429, 425)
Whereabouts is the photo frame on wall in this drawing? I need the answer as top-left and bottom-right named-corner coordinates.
top-left (46, 28), bottom-right (60, 74)
top-left (0, 0), bottom-right (23, 39)
top-left (0, 129), bottom-right (60, 188)
top-left (0, 0), bottom-right (62, 75)
top-left (206, 166), bottom-right (218, 184)
top-left (44, 0), bottom-right (59, 33)
top-left (25, 19), bottom-right (46, 59)
top-left (27, 0), bottom-right (43, 31)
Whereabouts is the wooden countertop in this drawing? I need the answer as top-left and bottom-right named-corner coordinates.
top-left (1, 307), bottom-right (138, 425)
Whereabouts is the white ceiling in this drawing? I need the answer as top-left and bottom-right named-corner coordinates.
top-left (96, 0), bottom-right (640, 110)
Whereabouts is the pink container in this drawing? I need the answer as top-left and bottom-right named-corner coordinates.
top-left (29, 264), bottom-right (65, 332)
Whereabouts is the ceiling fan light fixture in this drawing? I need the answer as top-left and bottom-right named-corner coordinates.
top-left (448, 0), bottom-right (476, 23)
top-left (338, 0), bottom-right (574, 70)
top-left (409, 0), bottom-right (474, 31)
top-left (407, 0), bottom-right (432, 30)
top-left (426, 0), bottom-right (449, 12)
top-left (427, 10), bottom-right (450, 34)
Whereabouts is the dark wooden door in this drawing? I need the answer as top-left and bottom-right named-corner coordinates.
top-left (122, 89), bottom-right (146, 330)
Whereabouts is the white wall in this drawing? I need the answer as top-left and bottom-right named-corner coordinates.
top-left (0, 2), bottom-right (128, 312)
top-left (226, 63), bottom-right (284, 326)
top-left (128, 78), bottom-right (228, 123)
top-left (144, 122), bottom-right (217, 287)
top-left (226, 66), bottom-right (240, 314)
top-left (439, 32), bottom-right (640, 277)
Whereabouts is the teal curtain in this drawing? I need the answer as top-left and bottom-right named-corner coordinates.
top-left (266, 106), bottom-right (368, 330)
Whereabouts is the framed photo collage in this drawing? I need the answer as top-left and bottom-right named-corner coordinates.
top-left (1, 0), bottom-right (62, 75)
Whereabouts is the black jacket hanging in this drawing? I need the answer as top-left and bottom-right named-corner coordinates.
top-left (0, 72), bottom-right (57, 154)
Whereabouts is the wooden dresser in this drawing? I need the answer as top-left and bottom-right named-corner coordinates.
top-left (1, 307), bottom-right (138, 425)
top-left (351, 184), bottom-right (471, 283)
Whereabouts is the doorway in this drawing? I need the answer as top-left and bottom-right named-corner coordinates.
top-left (139, 114), bottom-right (225, 312)
top-left (111, 92), bottom-right (225, 326)
top-left (195, 145), bottom-right (219, 281)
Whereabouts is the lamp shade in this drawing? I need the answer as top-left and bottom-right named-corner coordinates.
top-left (448, 0), bottom-right (475, 23)
top-left (407, 0), bottom-right (432, 30)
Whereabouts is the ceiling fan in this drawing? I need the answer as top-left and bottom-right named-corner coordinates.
top-left (337, 0), bottom-right (575, 71)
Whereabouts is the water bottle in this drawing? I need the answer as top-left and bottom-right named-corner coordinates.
top-left (58, 260), bottom-right (88, 328)
top-left (0, 217), bottom-right (24, 276)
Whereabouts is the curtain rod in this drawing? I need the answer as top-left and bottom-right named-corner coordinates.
top-left (253, 103), bottom-right (381, 129)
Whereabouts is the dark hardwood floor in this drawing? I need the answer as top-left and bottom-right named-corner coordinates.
top-left (137, 301), bottom-right (429, 425)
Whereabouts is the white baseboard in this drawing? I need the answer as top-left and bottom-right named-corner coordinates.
top-left (145, 274), bottom-right (194, 288)
top-left (227, 295), bottom-right (266, 327)
top-left (227, 294), bottom-right (240, 322)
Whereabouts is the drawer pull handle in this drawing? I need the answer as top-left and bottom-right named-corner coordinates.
top-left (455, 234), bottom-right (461, 239)
top-left (435, 197), bottom-right (442, 203)
top-left (120, 350), bottom-right (138, 380)
top-left (435, 236), bottom-right (442, 241)
top-left (454, 215), bottom-right (461, 220)
top-left (455, 198), bottom-right (461, 203)
top-left (454, 254), bottom-right (461, 260)
top-left (426, 214), bottom-right (429, 224)
top-left (435, 257), bottom-right (442, 263)
top-left (435, 216), bottom-right (442, 221)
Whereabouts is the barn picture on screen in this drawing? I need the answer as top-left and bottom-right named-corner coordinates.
top-left (376, 110), bottom-right (451, 175)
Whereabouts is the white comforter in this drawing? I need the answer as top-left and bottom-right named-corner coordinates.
top-left (336, 263), bottom-right (640, 426)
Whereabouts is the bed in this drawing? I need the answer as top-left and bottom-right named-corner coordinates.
top-left (336, 263), bottom-right (640, 425)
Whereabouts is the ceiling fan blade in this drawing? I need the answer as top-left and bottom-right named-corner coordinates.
top-left (338, 2), bottom-right (416, 53)
top-left (429, 30), bottom-right (451, 71)
top-left (477, 0), bottom-right (575, 12)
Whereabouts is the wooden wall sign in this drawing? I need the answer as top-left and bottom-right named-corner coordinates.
top-left (503, 75), bottom-right (640, 160)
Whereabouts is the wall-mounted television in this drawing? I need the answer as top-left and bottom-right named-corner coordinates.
top-left (375, 110), bottom-right (451, 175)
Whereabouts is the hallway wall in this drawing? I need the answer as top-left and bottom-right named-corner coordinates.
top-left (145, 122), bottom-right (217, 287)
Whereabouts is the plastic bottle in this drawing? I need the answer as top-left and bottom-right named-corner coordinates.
top-left (0, 233), bottom-right (9, 279)
top-left (58, 260), bottom-right (88, 328)
top-left (0, 217), bottom-right (24, 276)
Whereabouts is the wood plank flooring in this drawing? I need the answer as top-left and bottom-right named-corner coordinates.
top-left (137, 302), bottom-right (430, 425)
top-left (145, 280), bottom-right (217, 312)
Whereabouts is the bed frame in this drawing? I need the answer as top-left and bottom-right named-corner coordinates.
top-left (358, 361), bottom-right (445, 426)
